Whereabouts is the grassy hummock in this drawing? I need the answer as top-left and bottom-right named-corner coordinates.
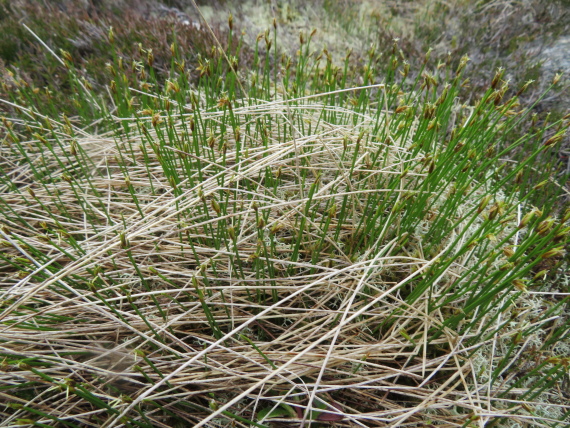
top-left (0, 9), bottom-right (569, 428)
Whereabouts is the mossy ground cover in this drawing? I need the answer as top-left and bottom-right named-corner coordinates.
top-left (0, 1), bottom-right (569, 427)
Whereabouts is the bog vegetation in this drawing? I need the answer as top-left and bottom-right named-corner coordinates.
top-left (0, 1), bottom-right (569, 427)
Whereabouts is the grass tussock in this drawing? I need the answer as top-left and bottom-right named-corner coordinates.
top-left (0, 2), bottom-right (569, 428)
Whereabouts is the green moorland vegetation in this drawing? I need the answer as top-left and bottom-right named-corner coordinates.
top-left (0, 0), bottom-right (569, 427)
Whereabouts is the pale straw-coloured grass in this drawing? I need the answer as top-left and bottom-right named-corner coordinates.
top-left (2, 78), bottom-right (567, 427)
top-left (0, 8), bottom-right (568, 422)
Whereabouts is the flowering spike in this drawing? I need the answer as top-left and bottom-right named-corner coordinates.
top-left (491, 67), bottom-right (504, 89)
top-left (541, 246), bottom-right (565, 259)
top-left (477, 195), bottom-right (492, 214)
